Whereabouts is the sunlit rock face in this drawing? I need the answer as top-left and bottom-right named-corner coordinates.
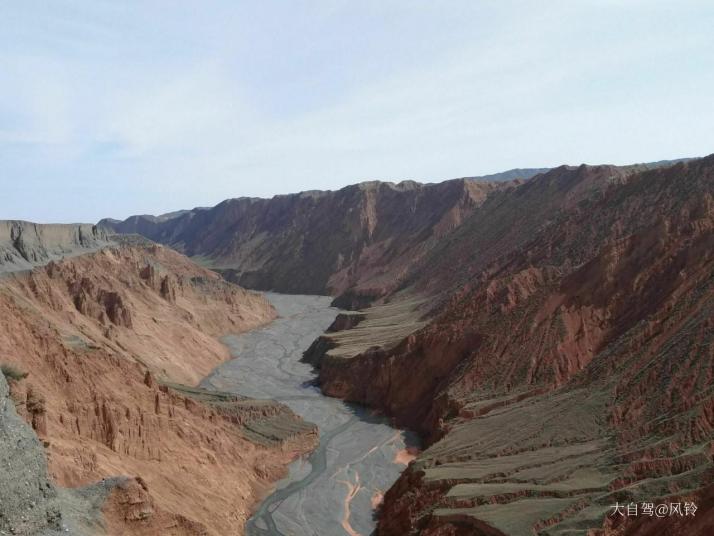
top-left (0, 221), bottom-right (110, 273)
top-left (0, 239), bottom-right (323, 535)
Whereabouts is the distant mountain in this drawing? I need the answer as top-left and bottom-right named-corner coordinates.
top-left (100, 178), bottom-right (514, 300)
top-left (464, 167), bottom-right (550, 182)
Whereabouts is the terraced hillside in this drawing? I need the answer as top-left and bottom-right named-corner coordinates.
top-left (314, 157), bottom-right (714, 535)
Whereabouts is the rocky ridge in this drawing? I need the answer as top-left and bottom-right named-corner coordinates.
top-left (99, 177), bottom-right (527, 301)
top-left (312, 158), bottom-right (714, 535)
top-left (0, 235), bottom-right (317, 535)
top-left (0, 221), bottom-right (110, 274)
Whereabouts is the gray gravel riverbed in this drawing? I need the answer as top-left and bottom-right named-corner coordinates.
top-left (200, 293), bottom-right (417, 536)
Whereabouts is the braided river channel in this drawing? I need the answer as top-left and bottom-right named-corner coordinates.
top-left (200, 293), bottom-right (417, 536)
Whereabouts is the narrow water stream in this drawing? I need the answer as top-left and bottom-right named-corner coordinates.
top-left (200, 293), bottom-right (417, 536)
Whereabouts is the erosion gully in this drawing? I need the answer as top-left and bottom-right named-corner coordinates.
top-left (200, 293), bottom-right (418, 536)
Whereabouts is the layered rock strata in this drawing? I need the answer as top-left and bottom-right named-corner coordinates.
top-left (315, 158), bottom-right (714, 535)
top-left (0, 240), bottom-right (317, 535)
top-left (100, 178), bottom-right (520, 301)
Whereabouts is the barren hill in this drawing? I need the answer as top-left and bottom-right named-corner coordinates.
top-left (0, 230), bottom-right (317, 535)
top-left (99, 178), bottom-right (525, 302)
top-left (315, 157), bottom-right (714, 535)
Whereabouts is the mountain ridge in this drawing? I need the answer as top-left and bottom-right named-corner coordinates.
top-left (314, 155), bottom-right (714, 535)
top-left (100, 177), bottom-right (515, 299)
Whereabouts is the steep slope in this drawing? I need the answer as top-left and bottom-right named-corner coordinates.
top-left (302, 164), bottom-right (638, 374)
top-left (100, 179), bottom-right (515, 302)
top-left (314, 157), bottom-right (713, 535)
top-left (0, 236), bottom-right (318, 535)
top-left (1, 372), bottom-right (67, 535)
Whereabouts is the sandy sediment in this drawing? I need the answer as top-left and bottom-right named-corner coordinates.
top-left (203, 293), bottom-right (417, 536)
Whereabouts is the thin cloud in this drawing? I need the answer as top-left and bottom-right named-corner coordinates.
top-left (0, 1), bottom-right (712, 222)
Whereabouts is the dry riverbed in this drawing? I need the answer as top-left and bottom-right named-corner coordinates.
top-left (201, 293), bottom-right (417, 536)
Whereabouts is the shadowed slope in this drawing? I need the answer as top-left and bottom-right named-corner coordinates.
top-left (314, 157), bottom-right (713, 535)
top-left (100, 178), bottom-right (516, 301)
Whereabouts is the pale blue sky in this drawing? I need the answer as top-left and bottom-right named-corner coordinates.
top-left (1, 1), bottom-right (713, 222)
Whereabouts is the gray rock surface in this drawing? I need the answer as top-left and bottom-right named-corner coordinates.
top-left (0, 373), bottom-right (63, 535)
top-left (0, 221), bottom-right (109, 275)
top-left (0, 374), bottom-right (117, 536)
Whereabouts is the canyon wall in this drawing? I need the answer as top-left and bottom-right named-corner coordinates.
top-left (97, 164), bottom-right (682, 305)
top-left (99, 177), bottom-right (526, 302)
top-left (0, 237), bottom-right (317, 535)
top-left (315, 157), bottom-right (714, 535)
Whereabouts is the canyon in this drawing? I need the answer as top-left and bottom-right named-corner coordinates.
top-left (102, 156), bottom-right (713, 535)
top-left (5, 4), bottom-right (713, 535)
top-left (1, 156), bottom-right (711, 535)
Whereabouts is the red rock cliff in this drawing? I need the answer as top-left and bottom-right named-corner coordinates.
top-left (317, 158), bottom-right (714, 535)
top-left (100, 178), bottom-right (516, 302)
top-left (0, 243), bottom-right (318, 535)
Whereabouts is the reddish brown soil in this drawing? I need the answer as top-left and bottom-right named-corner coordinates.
top-left (0, 244), bottom-right (317, 535)
top-left (317, 158), bottom-right (714, 535)
top-left (101, 179), bottom-right (514, 302)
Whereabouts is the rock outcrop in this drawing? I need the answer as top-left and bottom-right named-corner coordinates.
top-left (0, 241), bottom-right (317, 535)
top-left (0, 373), bottom-right (64, 535)
top-left (313, 157), bottom-right (714, 535)
top-left (100, 178), bottom-right (523, 301)
top-left (0, 221), bottom-right (109, 274)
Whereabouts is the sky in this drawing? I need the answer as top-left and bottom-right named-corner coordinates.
top-left (1, 1), bottom-right (713, 223)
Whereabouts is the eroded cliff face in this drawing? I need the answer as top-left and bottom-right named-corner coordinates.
top-left (315, 158), bottom-right (714, 535)
top-left (0, 221), bottom-right (110, 274)
top-left (100, 179), bottom-right (516, 302)
top-left (0, 372), bottom-right (65, 535)
top-left (0, 243), bottom-right (318, 535)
